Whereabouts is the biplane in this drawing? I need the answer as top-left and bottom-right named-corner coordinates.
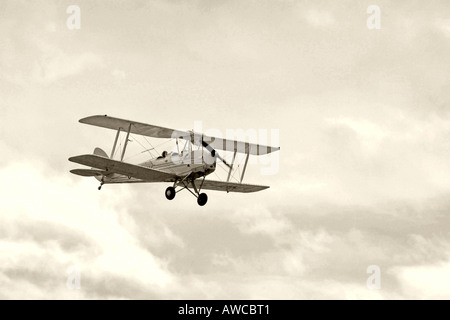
top-left (69, 115), bottom-right (280, 206)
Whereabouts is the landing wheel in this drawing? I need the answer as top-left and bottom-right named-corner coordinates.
top-left (197, 193), bottom-right (208, 206)
top-left (165, 187), bottom-right (176, 200)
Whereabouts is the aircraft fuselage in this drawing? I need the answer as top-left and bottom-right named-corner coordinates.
top-left (139, 149), bottom-right (216, 179)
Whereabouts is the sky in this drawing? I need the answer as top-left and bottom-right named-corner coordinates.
top-left (1, 0), bottom-right (450, 299)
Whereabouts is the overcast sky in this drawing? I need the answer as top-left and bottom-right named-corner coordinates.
top-left (1, 0), bottom-right (450, 299)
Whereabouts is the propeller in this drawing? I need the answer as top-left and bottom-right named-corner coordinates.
top-left (201, 138), bottom-right (231, 168)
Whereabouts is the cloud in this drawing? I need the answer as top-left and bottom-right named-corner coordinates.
top-left (325, 116), bottom-right (388, 153)
top-left (2, 108), bottom-right (450, 300)
top-left (229, 204), bottom-right (291, 236)
top-left (0, 36), bottom-right (104, 86)
top-left (0, 2), bottom-right (105, 86)
top-left (0, 162), bottom-right (178, 299)
top-left (392, 260), bottom-right (450, 299)
top-left (304, 9), bottom-right (335, 28)
top-left (2, 0), bottom-right (450, 300)
top-left (111, 69), bottom-right (126, 80)
top-left (314, 107), bottom-right (450, 205)
top-left (31, 43), bottom-right (104, 84)
top-left (435, 18), bottom-right (450, 38)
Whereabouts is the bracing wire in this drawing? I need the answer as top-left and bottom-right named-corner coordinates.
top-left (122, 133), bottom-right (176, 162)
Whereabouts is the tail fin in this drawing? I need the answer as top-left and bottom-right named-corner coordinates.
top-left (93, 147), bottom-right (109, 158)
top-left (92, 148), bottom-right (109, 182)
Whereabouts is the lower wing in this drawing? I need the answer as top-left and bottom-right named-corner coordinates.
top-left (189, 179), bottom-right (269, 193)
top-left (68, 154), bottom-right (177, 183)
top-left (69, 154), bottom-right (269, 192)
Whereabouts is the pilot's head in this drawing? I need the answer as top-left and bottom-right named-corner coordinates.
top-left (162, 151), bottom-right (168, 158)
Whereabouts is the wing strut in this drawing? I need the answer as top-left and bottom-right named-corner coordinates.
top-left (226, 150), bottom-right (237, 183)
top-left (110, 127), bottom-right (121, 159)
top-left (240, 152), bottom-right (250, 183)
top-left (120, 123), bottom-right (132, 161)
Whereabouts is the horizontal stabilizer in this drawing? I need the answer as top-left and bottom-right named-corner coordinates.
top-left (70, 169), bottom-right (107, 177)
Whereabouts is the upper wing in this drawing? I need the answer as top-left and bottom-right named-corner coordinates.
top-left (200, 136), bottom-right (280, 156)
top-left (80, 115), bottom-right (183, 139)
top-left (189, 179), bottom-right (269, 193)
top-left (69, 154), bottom-right (177, 182)
top-left (79, 115), bottom-right (280, 155)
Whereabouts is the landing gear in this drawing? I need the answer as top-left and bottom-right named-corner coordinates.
top-left (98, 180), bottom-right (104, 190)
top-left (197, 193), bottom-right (208, 206)
top-left (166, 176), bottom-right (208, 206)
top-left (165, 186), bottom-right (176, 200)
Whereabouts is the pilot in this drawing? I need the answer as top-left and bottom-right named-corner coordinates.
top-left (157, 151), bottom-right (168, 159)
